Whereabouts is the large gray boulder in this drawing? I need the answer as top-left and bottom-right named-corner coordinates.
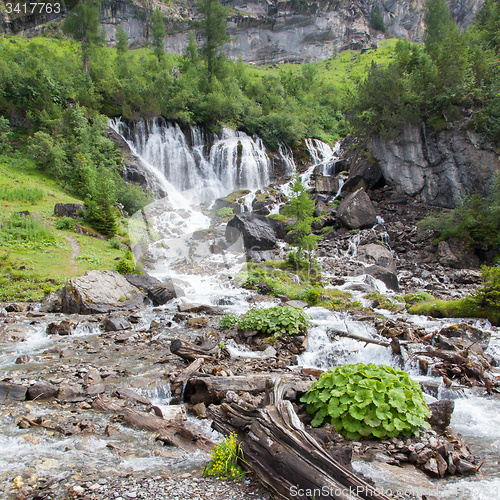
top-left (125, 273), bottom-right (184, 305)
top-left (225, 213), bottom-right (277, 250)
top-left (336, 189), bottom-right (377, 229)
top-left (54, 203), bottom-right (85, 219)
top-left (315, 176), bottom-right (339, 194)
top-left (59, 270), bottom-right (145, 314)
top-left (351, 265), bottom-right (400, 292)
top-left (357, 243), bottom-right (396, 273)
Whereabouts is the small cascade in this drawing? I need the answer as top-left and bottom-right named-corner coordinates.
top-left (305, 138), bottom-right (340, 176)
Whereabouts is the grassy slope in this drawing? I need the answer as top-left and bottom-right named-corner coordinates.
top-left (0, 154), bottom-right (124, 301)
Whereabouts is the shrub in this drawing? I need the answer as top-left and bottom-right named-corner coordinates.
top-left (476, 265), bottom-right (500, 313)
top-left (54, 216), bottom-right (77, 231)
top-left (109, 237), bottom-right (122, 249)
top-left (301, 363), bottom-right (431, 440)
top-left (219, 314), bottom-right (239, 329)
top-left (203, 432), bottom-right (245, 481)
top-left (115, 258), bottom-right (135, 275)
top-left (238, 305), bottom-right (310, 336)
top-left (214, 207), bottom-right (234, 218)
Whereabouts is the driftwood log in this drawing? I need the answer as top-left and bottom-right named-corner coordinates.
top-left (328, 328), bottom-right (402, 355)
top-left (170, 358), bottom-right (205, 403)
top-left (170, 338), bottom-right (223, 362)
top-left (92, 395), bottom-right (214, 452)
top-left (208, 378), bottom-right (392, 500)
top-left (184, 373), bottom-right (314, 405)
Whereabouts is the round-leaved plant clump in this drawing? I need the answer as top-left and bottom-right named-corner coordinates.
top-left (301, 363), bottom-right (431, 440)
top-left (238, 305), bottom-right (310, 336)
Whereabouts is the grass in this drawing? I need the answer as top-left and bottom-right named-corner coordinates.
top-left (0, 153), bottom-right (124, 301)
top-left (408, 297), bottom-right (500, 326)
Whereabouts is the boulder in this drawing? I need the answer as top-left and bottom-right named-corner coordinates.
top-left (47, 320), bottom-right (73, 336)
top-left (226, 213), bottom-right (277, 250)
top-left (54, 203), bottom-right (85, 219)
top-left (336, 189), bottom-right (377, 229)
top-left (342, 157), bottom-right (382, 193)
top-left (356, 243), bottom-right (396, 273)
top-left (125, 273), bottom-right (184, 305)
top-left (427, 400), bottom-right (454, 433)
top-left (213, 198), bottom-right (243, 214)
top-left (104, 315), bottom-right (132, 332)
top-left (438, 324), bottom-right (491, 351)
top-left (437, 238), bottom-right (480, 269)
top-left (351, 265), bottom-right (400, 292)
top-left (57, 384), bottom-right (85, 402)
top-left (315, 176), bottom-right (339, 194)
top-left (0, 382), bottom-right (27, 402)
top-left (27, 381), bottom-right (58, 401)
top-left (59, 270), bottom-right (146, 314)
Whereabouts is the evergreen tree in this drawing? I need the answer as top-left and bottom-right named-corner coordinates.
top-left (192, 0), bottom-right (230, 82)
top-left (370, 6), bottom-right (386, 32)
top-left (424, 0), bottom-right (452, 61)
top-left (151, 8), bottom-right (166, 62)
top-left (282, 175), bottom-right (320, 276)
top-left (115, 24), bottom-right (128, 56)
top-left (64, 0), bottom-right (103, 73)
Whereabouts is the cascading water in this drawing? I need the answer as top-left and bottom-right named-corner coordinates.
top-left (305, 138), bottom-right (340, 176)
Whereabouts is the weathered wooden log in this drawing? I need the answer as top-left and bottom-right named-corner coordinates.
top-left (170, 338), bottom-right (222, 362)
top-left (328, 328), bottom-right (402, 355)
top-left (184, 373), bottom-right (314, 405)
top-left (207, 378), bottom-right (391, 500)
top-left (171, 358), bottom-right (205, 403)
top-left (92, 395), bottom-right (214, 452)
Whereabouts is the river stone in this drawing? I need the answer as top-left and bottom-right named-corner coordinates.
top-left (427, 400), bottom-right (454, 433)
top-left (57, 384), bottom-right (85, 402)
top-left (336, 188), bottom-right (377, 229)
top-left (438, 324), bottom-right (491, 351)
top-left (0, 382), bottom-right (27, 402)
top-left (59, 270), bottom-right (145, 314)
top-left (0, 324), bottom-right (29, 342)
top-left (225, 213), bottom-right (277, 251)
top-left (125, 273), bottom-right (184, 305)
top-left (86, 384), bottom-right (106, 397)
top-left (356, 243), bottom-right (396, 273)
top-left (47, 320), bottom-right (73, 336)
top-left (104, 315), bottom-right (132, 332)
top-left (350, 265), bottom-right (400, 292)
top-left (285, 300), bottom-right (308, 309)
top-left (27, 381), bottom-right (58, 401)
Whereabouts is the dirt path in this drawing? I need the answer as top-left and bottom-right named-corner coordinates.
top-left (65, 235), bottom-right (80, 270)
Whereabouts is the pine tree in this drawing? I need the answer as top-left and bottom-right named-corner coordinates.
top-left (64, 0), bottom-right (103, 73)
top-left (151, 8), bottom-right (166, 62)
top-left (282, 175), bottom-right (320, 277)
top-left (115, 24), bottom-right (128, 56)
top-left (192, 0), bottom-right (230, 82)
top-left (424, 0), bottom-right (452, 61)
top-left (370, 6), bottom-right (386, 32)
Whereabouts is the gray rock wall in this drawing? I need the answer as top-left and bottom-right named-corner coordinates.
top-left (1, 0), bottom-right (485, 64)
top-left (371, 123), bottom-right (500, 208)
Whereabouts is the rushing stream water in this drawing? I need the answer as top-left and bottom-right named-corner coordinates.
top-left (1, 120), bottom-right (499, 499)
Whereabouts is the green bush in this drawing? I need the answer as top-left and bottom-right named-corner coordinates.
top-left (301, 363), bottom-right (431, 440)
top-left (115, 258), bottom-right (136, 275)
top-left (214, 207), bottom-right (234, 218)
top-left (54, 217), bottom-right (77, 231)
top-left (203, 432), bottom-right (245, 481)
top-left (476, 265), bottom-right (500, 313)
top-left (219, 314), bottom-right (239, 329)
top-left (238, 305), bottom-right (310, 336)
top-left (109, 237), bottom-right (122, 250)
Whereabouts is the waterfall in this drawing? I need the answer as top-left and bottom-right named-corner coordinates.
top-left (110, 118), bottom-right (273, 204)
top-left (305, 138), bottom-right (340, 176)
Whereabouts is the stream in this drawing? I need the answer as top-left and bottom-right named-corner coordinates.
top-left (1, 120), bottom-right (499, 499)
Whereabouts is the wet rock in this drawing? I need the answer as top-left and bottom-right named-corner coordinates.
top-left (15, 355), bottom-right (31, 364)
top-left (27, 382), bottom-right (58, 401)
top-left (438, 324), bottom-right (491, 351)
top-left (59, 270), bottom-right (146, 314)
top-left (5, 303), bottom-right (22, 312)
top-left (57, 384), bottom-right (85, 402)
top-left (350, 265), bottom-right (399, 292)
top-left (177, 302), bottom-right (221, 315)
top-left (104, 315), bottom-right (132, 332)
top-left (0, 324), bottom-right (29, 342)
top-left (356, 243), bottom-right (396, 272)
top-left (0, 381), bottom-right (27, 402)
top-left (455, 458), bottom-right (478, 475)
top-left (315, 176), bottom-right (339, 194)
top-left (86, 384), bottom-right (106, 397)
top-left (226, 213), bottom-right (277, 250)
top-left (186, 317), bottom-right (208, 328)
top-left (191, 402), bottom-right (207, 419)
top-left (342, 157), bottom-right (382, 193)
top-left (213, 197), bottom-right (243, 215)
top-left (152, 404), bottom-right (187, 422)
top-left (54, 203), bottom-right (85, 219)
top-left (114, 387), bottom-right (150, 405)
top-left (336, 188), bottom-right (377, 229)
top-left (47, 320), bottom-right (73, 336)
top-left (427, 400), bottom-right (454, 433)
top-left (285, 300), bottom-right (308, 309)
top-left (124, 273), bottom-right (184, 305)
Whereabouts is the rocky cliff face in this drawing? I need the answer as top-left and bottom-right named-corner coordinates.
top-left (1, 0), bottom-right (485, 64)
top-left (370, 123), bottom-right (500, 208)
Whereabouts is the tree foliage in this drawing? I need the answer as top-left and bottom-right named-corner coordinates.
top-left (151, 8), bottom-right (166, 62)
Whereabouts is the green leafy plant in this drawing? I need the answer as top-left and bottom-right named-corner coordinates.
top-left (238, 305), bottom-right (310, 336)
top-left (301, 363), bottom-right (431, 440)
top-left (219, 314), bottom-right (239, 329)
top-left (54, 217), bottom-right (78, 231)
top-left (203, 432), bottom-right (246, 481)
